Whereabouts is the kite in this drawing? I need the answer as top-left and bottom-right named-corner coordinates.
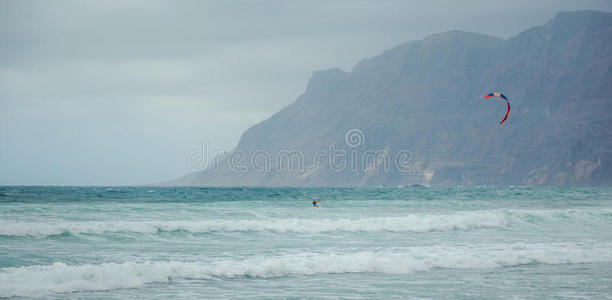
top-left (484, 92), bottom-right (510, 125)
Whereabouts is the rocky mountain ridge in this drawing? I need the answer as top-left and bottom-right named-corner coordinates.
top-left (170, 10), bottom-right (612, 186)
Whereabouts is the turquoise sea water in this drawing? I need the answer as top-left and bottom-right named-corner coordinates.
top-left (1, 186), bottom-right (611, 299)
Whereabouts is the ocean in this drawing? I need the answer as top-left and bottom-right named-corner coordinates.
top-left (1, 186), bottom-right (611, 299)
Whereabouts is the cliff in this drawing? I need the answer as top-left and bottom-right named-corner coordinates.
top-left (174, 11), bottom-right (612, 186)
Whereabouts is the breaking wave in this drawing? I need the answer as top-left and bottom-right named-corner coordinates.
top-left (1, 208), bottom-right (610, 237)
top-left (1, 243), bottom-right (611, 297)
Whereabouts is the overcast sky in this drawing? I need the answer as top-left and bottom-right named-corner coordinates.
top-left (1, 0), bottom-right (611, 185)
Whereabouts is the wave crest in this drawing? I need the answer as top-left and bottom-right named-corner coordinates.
top-left (1, 208), bottom-right (610, 237)
top-left (1, 243), bottom-right (611, 297)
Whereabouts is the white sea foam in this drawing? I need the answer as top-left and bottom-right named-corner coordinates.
top-left (1, 243), bottom-right (611, 297)
top-left (0, 208), bottom-right (610, 237)
top-left (1, 213), bottom-right (504, 236)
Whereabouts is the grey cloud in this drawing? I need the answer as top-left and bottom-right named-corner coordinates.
top-left (1, 0), bottom-right (611, 185)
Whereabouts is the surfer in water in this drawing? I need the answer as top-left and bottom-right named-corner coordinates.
top-left (312, 197), bottom-right (320, 207)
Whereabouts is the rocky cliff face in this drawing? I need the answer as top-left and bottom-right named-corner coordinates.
top-left (178, 10), bottom-right (612, 186)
